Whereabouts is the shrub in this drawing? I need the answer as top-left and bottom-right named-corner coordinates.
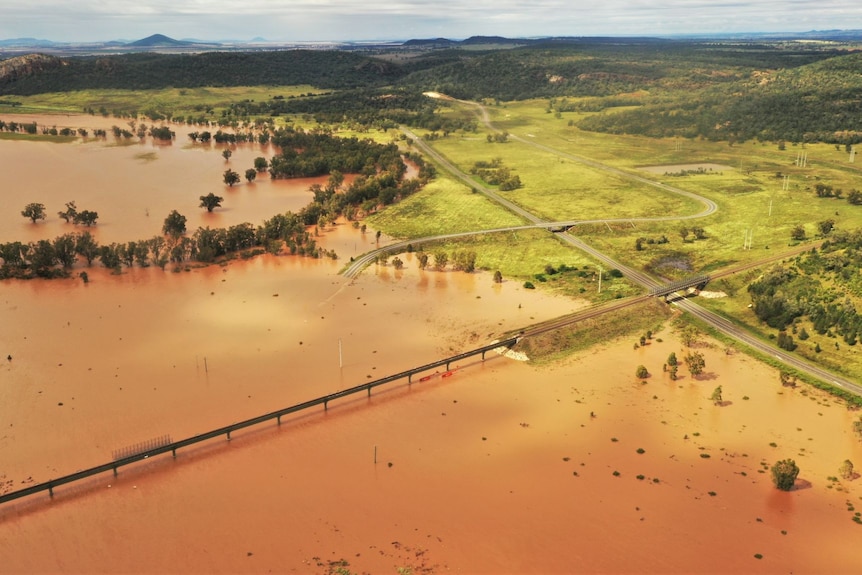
top-left (771, 459), bottom-right (800, 491)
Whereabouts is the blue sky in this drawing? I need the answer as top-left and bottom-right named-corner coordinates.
top-left (3, 0), bottom-right (861, 42)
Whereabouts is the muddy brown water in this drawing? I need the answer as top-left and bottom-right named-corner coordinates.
top-left (1, 115), bottom-right (861, 574)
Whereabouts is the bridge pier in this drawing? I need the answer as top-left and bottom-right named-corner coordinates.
top-left (113, 466), bottom-right (118, 477)
top-left (172, 447), bottom-right (177, 458)
top-left (48, 482), bottom-right (53, 498)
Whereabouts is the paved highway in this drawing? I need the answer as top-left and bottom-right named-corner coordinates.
top-left (346, 97), bottom-right (861, 397)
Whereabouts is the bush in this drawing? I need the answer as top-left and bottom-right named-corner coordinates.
top-left (771, 459), bottom-right (800, 491)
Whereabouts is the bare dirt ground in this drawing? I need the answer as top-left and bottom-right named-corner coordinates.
top-left (1, 115), bottom-right (860, 574)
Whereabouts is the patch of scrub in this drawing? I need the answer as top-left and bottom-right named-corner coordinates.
top-left (639, 163), bottom-right (731, 174)
top-left (134, 152), bottom-right (158, 162)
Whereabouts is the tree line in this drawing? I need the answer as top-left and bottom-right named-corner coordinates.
top-left (748, 228), bottom-right (862, 351)
top-left (2, 128), bottom-right (435, 279)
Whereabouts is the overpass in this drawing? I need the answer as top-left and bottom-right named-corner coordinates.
top-left (648, 274), bottom-right (711, 300)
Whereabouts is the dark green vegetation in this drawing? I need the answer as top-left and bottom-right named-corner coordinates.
top-left (0, 134), bottom-right (432, 279)
top-left (3, 40), bottom-right (862, 144)
top-left (4, 38), bottom-right (862, 387)
top-left (738, 231), bottom-right (862, 367)
top-left (0, 51), bottom-right (402, 95)
top-left (771, 458), bottom-right (800, 491)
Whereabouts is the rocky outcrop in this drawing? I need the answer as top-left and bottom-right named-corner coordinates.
top-left (0, 54), bottom-right (62, 90)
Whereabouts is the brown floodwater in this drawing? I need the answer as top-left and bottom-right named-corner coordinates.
top-left (1, 115), bottom-right (861, 574)
top-left (0, 113), bottom-right (352, 245)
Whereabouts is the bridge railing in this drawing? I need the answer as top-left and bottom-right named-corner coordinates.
top-left (649, 274), bottom-right (710, 297)
top-left (0, 337), bottom-right (518, 507)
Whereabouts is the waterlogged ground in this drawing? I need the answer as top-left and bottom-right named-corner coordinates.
top-left (1, 115), bottom-right (861, 574)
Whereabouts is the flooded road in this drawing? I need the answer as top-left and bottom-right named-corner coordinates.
top-left (1, 115), bottom-right (861, 574)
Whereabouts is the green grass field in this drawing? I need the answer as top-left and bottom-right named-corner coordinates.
top-left (0, 85), bottom-right (323, 119)
top-left (4, 86), bottom-right (862, 382)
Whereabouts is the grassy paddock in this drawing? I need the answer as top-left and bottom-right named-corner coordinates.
top-left (429, 131), bottom-right (704, 222)
top-left (367, 175), bottom-right (525, 237)
top-left (0, 85), bottom-right (323, 119)
top-left (516, 298), bottom-right (671, 365)
top-left (0, 132), bottom-right (77, 143)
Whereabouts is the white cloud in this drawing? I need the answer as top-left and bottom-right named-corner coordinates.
top-left (3, 0), bottom-right (862, 42)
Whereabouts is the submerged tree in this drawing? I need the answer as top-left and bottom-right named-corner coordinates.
top-left (58, 201), bottom-right (78, 223)
top-left (223, 169), bottom-right (240, 187)
top-left (199, 193), bottom-right (224, 213)
top-left (685, 351), bottom-right (706, 377)
top-left (771, 459), bottom-right (800, 491)
top-left (21, 202), bottom-right (46, 223)
top-left (839, 459), bottom-right (855, 480)
top-left (162, 210), bottom-right (187, 237)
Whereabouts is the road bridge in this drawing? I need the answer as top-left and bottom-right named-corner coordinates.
top-left (0, 338), bottom-right (518, 507)
top-left (649, 274), bottom-right (711, 300)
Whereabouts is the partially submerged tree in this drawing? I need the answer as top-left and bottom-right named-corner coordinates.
top-left (710, 385), bottom-right (723, 405)
top-left (74, 210), bottom-right (99, 227)
top-left (162, 210), bottom-right (187, 237)
top-left (839, 459), bottom-right (855, 480)
top-left (685, 351), bottom-right (706, 377)
top-left (771, 459), bottom-right (800, 491)
top-left (223, 169), bottom-right (240, 187)
top-left (58, 201), bottom-right (78, 223)
top-left (21, 202), bottom-right (46, 223)
top-left (199, 193), bottom-right (224, 213)
top-left (636, 365), bottom-right (649, 379)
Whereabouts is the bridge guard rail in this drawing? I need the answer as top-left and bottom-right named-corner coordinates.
top-left (0, 337), bottom-right (519, 507)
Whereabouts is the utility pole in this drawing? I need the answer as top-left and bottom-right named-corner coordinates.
top-left (339, 338), bottom-right (343, 368)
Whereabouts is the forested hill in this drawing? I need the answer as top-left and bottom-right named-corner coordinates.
top-left (0, 50), bottom-right (403, 94)
top-left (3, 40), bottom-right (862, 144)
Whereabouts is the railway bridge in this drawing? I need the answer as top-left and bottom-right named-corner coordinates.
top-left (648, 274), bottom-right (710, 301)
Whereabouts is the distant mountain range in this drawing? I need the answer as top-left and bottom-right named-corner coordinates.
top-left (3, 30), bottom-right (862, 55)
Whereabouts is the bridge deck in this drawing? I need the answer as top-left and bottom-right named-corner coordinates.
top-left (649, 274), bottom-right (710, 297)
top-left (0, 337), bottom-right (518, 507)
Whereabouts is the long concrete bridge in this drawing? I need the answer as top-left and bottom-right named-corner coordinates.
top-left (0, 337), bottom-right (518, 507)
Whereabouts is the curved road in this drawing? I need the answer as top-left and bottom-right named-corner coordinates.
top-left (346, 97), bottom-right (862, 397)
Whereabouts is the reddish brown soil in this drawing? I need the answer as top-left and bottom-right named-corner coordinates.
top-left (0, 115), bottom-right (860, 574)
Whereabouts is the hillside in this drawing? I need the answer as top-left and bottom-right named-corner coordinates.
top-left (0, 50), bottom-right (404, 94)
top-left (2, 39), bottom-right (862, 144)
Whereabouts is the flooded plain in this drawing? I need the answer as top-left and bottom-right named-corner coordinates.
top-left (1, 115), bottom-right (861, 574)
